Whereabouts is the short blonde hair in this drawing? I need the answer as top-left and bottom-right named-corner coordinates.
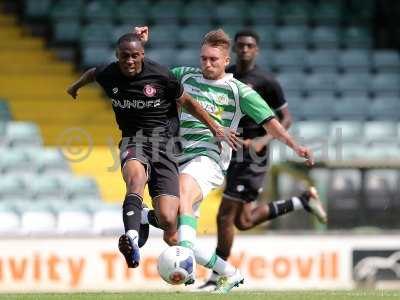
top-left (201, 29), bottom-right (231, 52)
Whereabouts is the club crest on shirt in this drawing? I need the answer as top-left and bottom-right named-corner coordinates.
top-left (216, 95), bottom-right (229, 105)
top-left (112, 87), bottom-right (118, 94)
top-left (143, 84), bottom-right (156, 97)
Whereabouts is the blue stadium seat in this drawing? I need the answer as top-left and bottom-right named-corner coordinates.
top-left (272, 49), bottom-right (307, 72)
top-left (146, 48), bottom-right (176, 68)
top-left (182, 0), bottom-right (213, 25)
top-left (279, 1), bottom-right (311, 26)
top-left (311, 1), bottom-right (342, 26)
top-left (247, 0), bottom-right (277, 25)
top-left (0, 174), bottom-right (28, 200)
top-left (214, 1), bottom-right (247, 25)
top-left (178, 25), bottom-right (212, 48)
top-left (81, 46), bottom-right (114, 68)
top-left (336, 72), bottom-right (371, 94)
top-left (369, 97), bottom-right (400, 121)
top-left (276, 72), bottom-right (306, 94)
top-left (341, 27), bottom-right (372, 49)
top-left (5, 122), bottom-right (42, 148)
top-left (371, 73), bottom-right (400, 96)
top-left (372, 50), bottom-right (400, 73)
top-left (24, 0), bottom-right (51, 19)
top-left (339, 50), bottom-right (371, 73)
top-left (333, 96), bottom-right (369, 120)
top-left (276, 26), bottom-right (309, 49)
top-left (305, 72), bottom-right (338, 93)
top-left (83, 0), bottom-right (116, 23)
top-left (174, 49), bottom-right (199, 68)
top-left (116, 0), bottom-right (149, 24)
top-left (147, 25), bottom-right (179, 48)
top-left (148, 0), bottom-right (182, 24)
top-left (300, 95), bottom-right (336, 120)
top-left (80, 23), bottom-right (114, 47)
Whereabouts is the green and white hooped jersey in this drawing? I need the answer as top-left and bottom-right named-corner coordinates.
top-left (171, 67), bottom-right (275, 171)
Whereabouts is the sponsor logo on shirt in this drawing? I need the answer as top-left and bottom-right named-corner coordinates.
top-left (143, 84), bottom-right (157, 97)
top-left (111, 98), bottom-right (161, 109)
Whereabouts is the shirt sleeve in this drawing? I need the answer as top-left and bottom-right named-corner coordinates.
top-left (237, 80), bottom-right (275, 124)
top-left (167, 70), bottom-right (184, 100)
top-left (265, 76), bottom-right (287, 112)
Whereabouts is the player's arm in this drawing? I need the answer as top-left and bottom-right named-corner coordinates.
top-left (177, 92), bottom-right (240, 150)
top-left (66, 67), bottom-right (96, 99)
top-left (239, 82), bottom-right (313, 165)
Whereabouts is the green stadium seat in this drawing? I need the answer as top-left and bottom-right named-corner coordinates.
top-left (329, 121), bottom-right (364, 143)
top-left (60, 176), bottom-right (100, 200)
top-left (337, 72), bottom-right (371, 93)
top-left (276, 26), bottom-right (309, 49)
top-left (272, 49), bottom-right (307, 72)
top-left (310, 27), bottom-right (340, 49)
top-left (311, 1), bottom-right (342, 26)
top-left (174, 49), bottom-right (199, 68)
top-left (276, 72), bottom-right (305, 94)
top-left (371, 73), bottom-right (400, 95)
top-left (115, 0), bottom-right (149, 24)
top-left (279, 1), bottom-right (310, 26)
top-left (341, 27), bottom-right (372, 49)
top-left (6, 122), bottom-right (42, 147)
top-left (247, 0), bottom-right (277, 25)
top-left (24, 0), bottom-right (51, 19)
top-left (363, 121), bottom-right (398, 143)
top-left (178, 25), bottom-right (212, 48)
top-left (369, 97), bottom-right (400, 121)
top-left (372, 50), bottom-right (400, 73)
top-left (148, 0), bottom-right (182, 24)
top-left (146, 48), bottom-right (176, 67)
top-left (250, 25), bottom-right (277, 49)
top-left (112, 24), bottom-right (133, 43)
top-left (305, 73), bottom-right (338, 93)
top-left (292, 121), bottom-right (330, 141)
top-left (52, 20), bottom-right (81, 43)
top-left (83, 0), bottom-right (116, 23)
top-left (182, 0), bottom-right (214, 25)
top-left (300, 95), bottom-right (335, 120)
top-left (29, 175), bottom-right (64, 201)
top-left (32, 148), bottom-right (70, 175)
top-left (334, 96), bottom-right (369, 120)
top-left (346, 0), bottom-right (375, 25)
top-left (339, 50), bottom-right (371, 73)
top-left (0, 174), bottom-right (27, 200)
top-left (147, 25), bottom-right (178, 48)
top-left (214, 2), bottom-right (247, 25)
top-left (49, 0), bottom-right (83, 22)
top-left (80, 23), bottom-right (114, 47)
top-left (306, 50), bottom-right (339, 72)
top-left (81, 46), bottom-right (114, 68)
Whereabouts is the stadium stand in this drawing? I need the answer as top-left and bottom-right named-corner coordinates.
top-left (0, 0), bottom-right (399, 233)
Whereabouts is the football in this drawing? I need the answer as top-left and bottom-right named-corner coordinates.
top-left (157, 246), bottom-right (196, 285)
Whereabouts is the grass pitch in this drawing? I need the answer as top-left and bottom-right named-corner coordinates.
top-left (0, 291), bottom-right (399, 300)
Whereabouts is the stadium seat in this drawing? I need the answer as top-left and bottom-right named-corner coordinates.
top-left (178, 25), bottom-right (212, 48)
top-left (18, 202), bottom-right (57, 235)
top-left (61, 176), bottom-right (101, 200)
top-left (146, 24), bottom-right (178, 48)
top-left (276, 72), bottom-right (305, 94)
top-left (305, 49), bottom-right (339, 72)
top-left (79, 23), bottom-right (114, 47)
top-left (305, 73), bottom-right (338, 93)
top-left (115, 0), bottom-right (149, 25)
top-left (339, 50), bottom-right (371, 73)
top-left (0, 100), bottom-right (12, 122)
top-left (52, 20), bottom-right (81, 44)
top-left (329, 121), bottom-right (364, 143)
top-left (341, 27), bottom-right (372, 49)
top-left (148, 0), bottom-right (182, 24)
top-left (272, 49), bottom-right (307, 72)
top-left (57, 209), bottom-right (93, 235)
top-left (275, 26), bottom-right (309, 49)
top-left (279, 1), bottom-right (310, 26)
top-left (310, 27), bottom-right (340, 49)
top-left (83, 0), bottom-right (116, 23)
top-left (92, 204), bottom-right (123, 235)
top-left (33, 148), bottom-right (70, 175)
top-left (214, 1), bottom-right (246, 25)
top-left (174, 49), bottom-right (199, 68)
top-left (368, 97), bottom-right (400, 121)
top-left (250, 25), bottom-right (277, 49)
top-left (363, 121), bottom-right (398, 143)
top-left (371, 73), bottom-right (400, 96)
top-left (29, 175), bottom-right (64, 201)
top-left (0, 207), bottom-right (20, 234)
top-left (311, 1), bottom-right (342, 26)
top-left (327, 169), bottom-right (361, 229)
top-left (23, 0), bottom-right (51, 19)
top-left (300, 95), bottom-right (335, 120)
top-left (5, 122), bottom-right (42, 147)
top-left (291, 121), bottom-right (330, 141)
top-left (81, 46), bottom-right (114, 68)
top-left (333, 96), bottom-right (369, 120)
top-left (181, 0), bottom-right (213, 25)
top-left (0, 148), bottom-right (34, 176)
top-left (372, 50), bottom-right (400, 73)
top-left (112, 24), bottom-right (135, 43)
top-left (336, 72), bottom-right (371, 94)
top-left (145, 48), bottom-right (176, 68)
top-left (247, 0), bottom-right (277, 25)
top-left (49, 0), bottom-right (83, 22)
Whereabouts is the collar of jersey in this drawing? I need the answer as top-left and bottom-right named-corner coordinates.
top-left (200, 73), bottom-right (233, 85)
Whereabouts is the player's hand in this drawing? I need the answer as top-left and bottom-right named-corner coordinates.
top-left (213, 127), bottom-right (241, 151)
top-left (295, 146), bottom-right (314, 166)
top-left (66, 85), bottom-right (78, 99)
top-left (133, 26), bottom-right (149, 43)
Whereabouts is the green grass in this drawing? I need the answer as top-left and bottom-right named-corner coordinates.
top-left (0, 291), bottom-right (399, 300)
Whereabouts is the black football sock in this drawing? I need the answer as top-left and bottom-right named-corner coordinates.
top-left (267, 198), bottom-right (296, 220)
top-left (122, 193), bottom-right (143, 233)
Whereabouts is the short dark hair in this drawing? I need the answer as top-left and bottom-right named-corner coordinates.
top-left (117, 33), bottom-right (143, 47)
top-left (234, 29), bottom-right (260, 45)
